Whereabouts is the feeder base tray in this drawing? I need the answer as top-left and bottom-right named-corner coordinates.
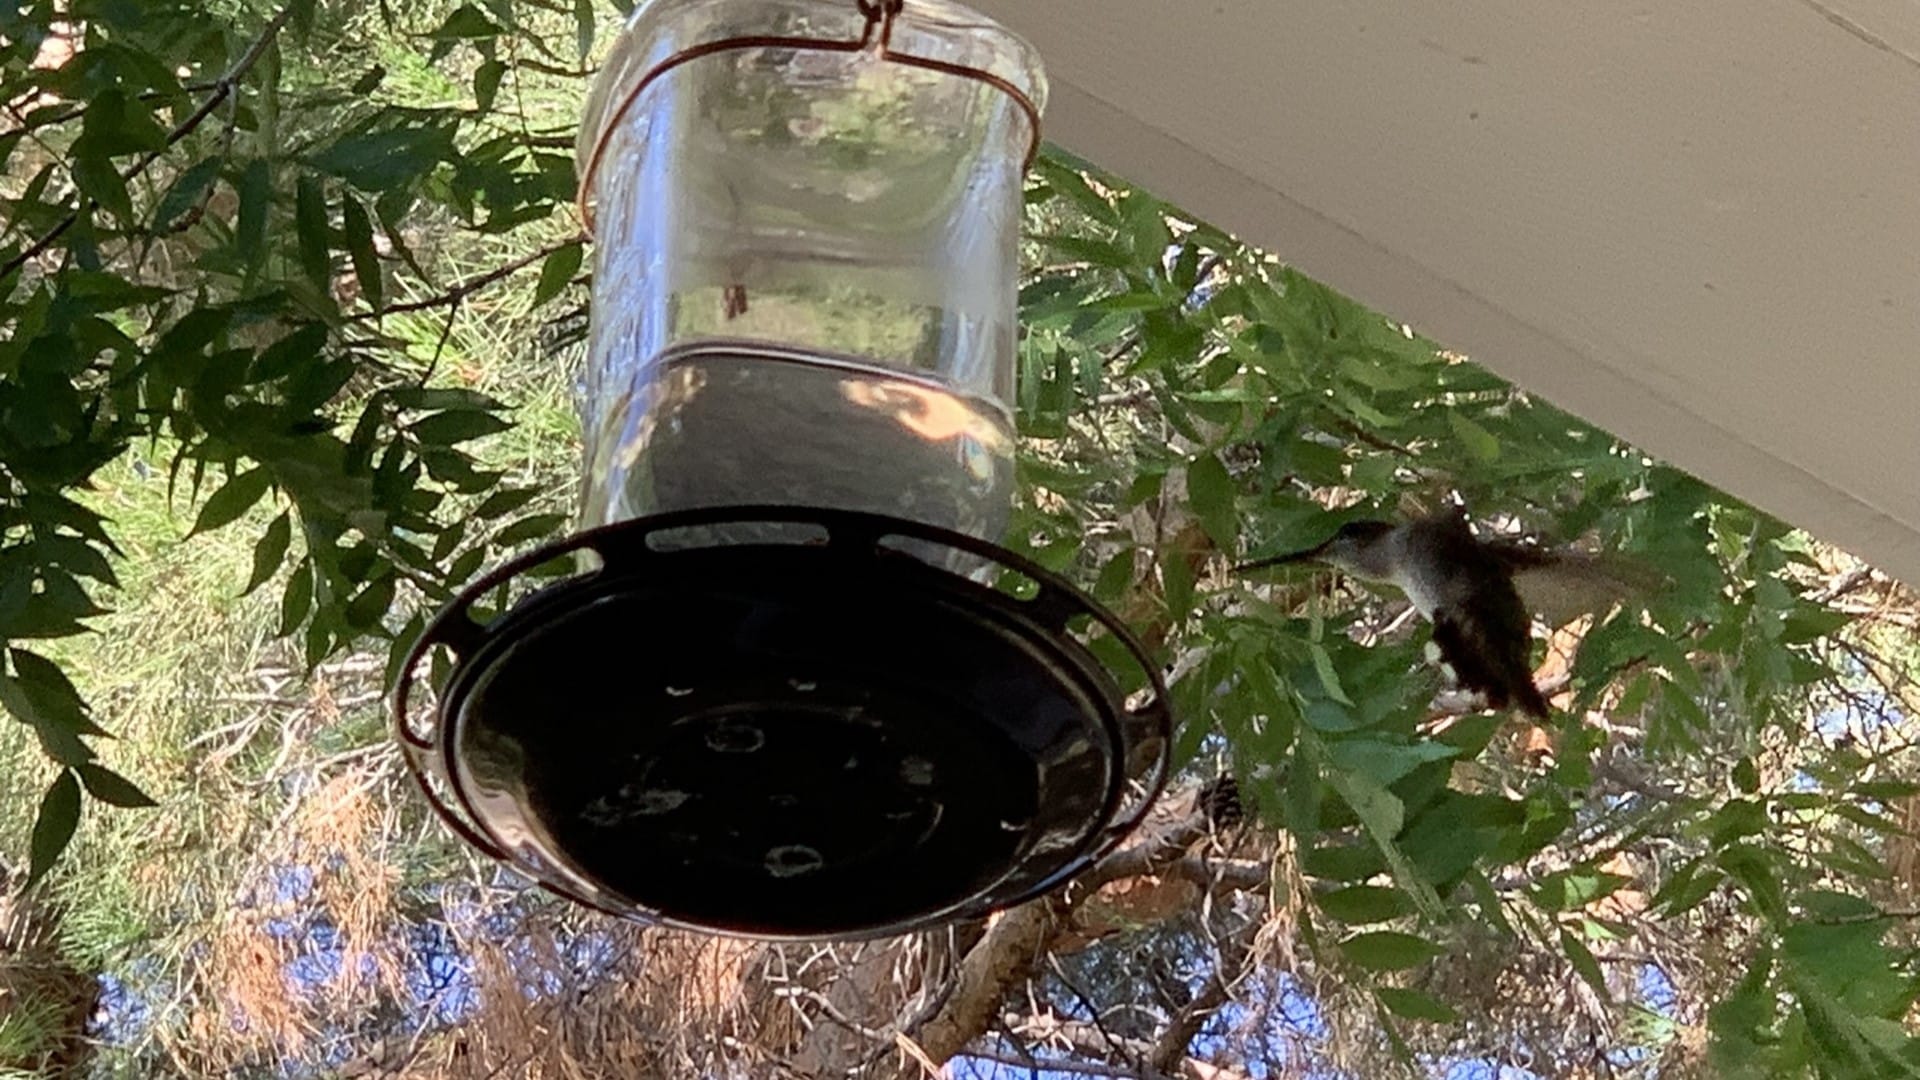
top-left (394, 506), bottom-right (1169, 940)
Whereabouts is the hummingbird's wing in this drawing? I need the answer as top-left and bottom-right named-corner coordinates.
top-left (1490, 543), bottom-right (1667, 630)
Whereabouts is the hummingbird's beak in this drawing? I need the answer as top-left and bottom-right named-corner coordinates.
top-left (1232, 539), bottom-right (1332, 574)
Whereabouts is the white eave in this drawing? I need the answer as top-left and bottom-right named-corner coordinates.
top-left (969, 0), bottom-right (1920, 584)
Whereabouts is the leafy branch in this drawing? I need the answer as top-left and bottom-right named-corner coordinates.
top-left (352, 237), bottom-right (578, 322)
top-left (0, 2), bottom-right (299, 284)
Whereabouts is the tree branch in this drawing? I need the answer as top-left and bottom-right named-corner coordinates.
top-left (1147, 959), bottom-right (1235, 1074)
top-left (1163, 855), bottom-right (1270, 895)
top-left (774, 986), bottom-right (891, 1041)
top-left (996, 1012), bottom-right (1259, 1080)
top-left (351, 239), bottom-right (575, 321)
top-left (1045, 953), bottom-right (1133, 1066)
top-left (960, 1045), bottom-right (1167, 1076)
top-left (907, 901), bottom-right (1062, 1068)
top-left (894, 799), bottom-right (1232, 1076)
top-left (0, 1), bottom-right (297, 283)
top-left (1076, 817), bottom-right (1214, 894)
top-left (959, 1046), bottom-right (1164, 1079)
top-left (1329, 415), bottom-right (1423, 462)
top-left (1811, 565), bottom-right (1876, 604)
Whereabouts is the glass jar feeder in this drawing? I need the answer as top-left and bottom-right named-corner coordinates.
top-left (391, 0), bottom-right (1171, 940)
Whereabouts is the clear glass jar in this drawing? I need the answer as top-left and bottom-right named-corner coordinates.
top-left (575, 0), bottom-right (1046, 543)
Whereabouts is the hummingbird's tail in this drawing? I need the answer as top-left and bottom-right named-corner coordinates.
top-left (1510, 675), bottom-right (1551, 721)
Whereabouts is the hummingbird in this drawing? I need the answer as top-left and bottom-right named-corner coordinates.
top-left (1235, 511), bottom-right (1659, 719)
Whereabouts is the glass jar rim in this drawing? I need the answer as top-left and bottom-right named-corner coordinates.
top-left (575, 0), bottom-right (1046, 233)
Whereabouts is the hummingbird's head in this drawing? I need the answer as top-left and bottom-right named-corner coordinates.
top-left (1320, 519), bottom-right (1397, 572)
top-left (1235, 519), bottom-right (1397, 577)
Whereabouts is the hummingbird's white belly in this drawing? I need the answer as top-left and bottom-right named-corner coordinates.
top-left (1393, 570), bottom-right (1443, 622)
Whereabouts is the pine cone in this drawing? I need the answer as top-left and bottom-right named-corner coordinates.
top-left (1198, 773), bottom-right (1244, 830)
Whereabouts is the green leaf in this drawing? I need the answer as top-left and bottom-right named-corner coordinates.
top-left (1031, 154), bottom-right (1118, 224)
top-left (295, 174), bottom-right (332, 294)
top-left (492, 513), bottom-right (569, 548)
top-left (1087, 289), bottom-right (1168, 314)
top-left (1465, 870), bottom-right (1516, 936)
top-left (1660, 678), bottom-right (1709, 732)
top-left (243, 511), bottom-right (294, 597)
top-left (1448, 410), bottom-right (1500, 462)
top-left (1317, 884), bottom-right (1415, 925)
top-left (1779, 604), bottom-right (1851, 645)
top-left (388, 387), bottom-right (503, 411)
top-left (573, 0), bottom-right (596, 59)
top-left (411, 410), bottom-right (512, 445)
top-left (1327, 738), bottom-right (1456, 787)
top-left (533, 241), bottom-right (584, 307)
top-left (236, 158), bottom-right (271, 269)
top-left (447, 545), bottom-right (489, 585)
top-left (1160, 543), bottom-right (1196, 623)
top-left (153, 157), bottom-right (223, 232)
top-left (280, 561), bottom-right (314, 636)
top-left (1303, 844), bottom-right (1384, 884)
top-left (1185, 451), bottom-right (1238, 549)
top-left (1533, 869), bottom-right (1632, 913)
top-left (1654, 861), bottom-right (1724, 915)
top-left (306, 614), bottom-right (336, 669)
top-left (1854, 780), bottom-right (1920, 800)
top-left (2, 683), bottom-right (90, 766)
top-left (7, 647), bottom-right (97, 726)
top-left (1558, 926), bottom-right (1612, 1001)
top-left (345, 575), bottom-right (397, 631)
top-left (252, 322), bottom-right (329, 383)
top-left (1338, 351), bottom-right (1427, 392)
top-left (1377, 986), bottom-right (1459, 1023)
top-left (1706, 798), bottom-right (1770, 848)
top-left (1341, 931), bottom-right (1444, 972)
top-left (1121, 193), bottom-right (1173, 263)
top-left (72, 151), bottom-right (134, 223)
top-left (1323, 764), bottom-right (1449, 922)
top-left (473, 58), bottom-right (508, 112)
top-left (311, 126), bottom-right (453, 193)
top-left (1329, 766), bottom-right (1403, 840)
top-left (429, 4), bottom-right (503, 39)
top-left (191, 467), bottom-right (272, 536)
top-left (22, 493), bottom-right (120, 553)
top-left (341, 195), bottom-right (383, 311)
top-left (1720, 844), bottom-right (1789, 922)
top-left (28, 770), bottom-right (82, 888)
top-left (41, 536), bottom-right (118, 587)
top-left (76, 762), bottom-right (157, 808)
top-left (1732, 756), bottom-right (1759, 794)
top-left (84, 85), bottom-right (168, 152)
top-left (289, 0), bottom-right (318, 37)
top-left (1038, 233), bottom-right (1132, 269)
top-left (1832, 802), bottom-right (1905, 837)
top-left (1709, 944), bottom-right (1776, 1067)
top-left (473, 486), bottom-right (540, 520)
top-left (4, 569), bottom-right (102, 639)
top-left (1308, 641), bottom-right (1355, 706)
